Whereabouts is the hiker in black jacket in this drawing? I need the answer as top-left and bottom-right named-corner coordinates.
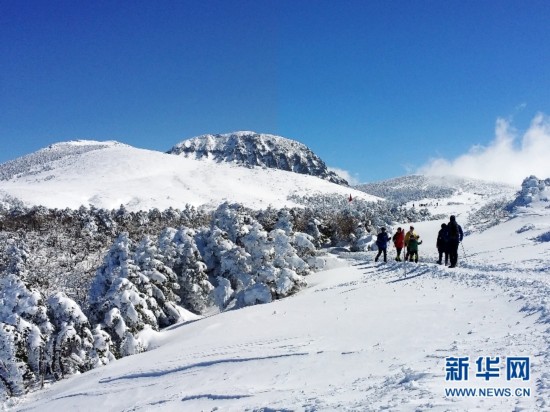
top-left (436, 223), bottom-right (449, 265)
top-left (447, 215), bottom-right (464, 268)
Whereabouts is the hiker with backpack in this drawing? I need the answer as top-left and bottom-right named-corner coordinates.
top-left (392, 227), bottom-right (405, 261)
top-left (447, 215), bottom-right (464, 268)
top-left (374, 227), bottom-right (391, 263)
top-left (436, 223), bottom-right (450, 265)
top-left (404, 226), bottom-right (417, 261)
top-left (407, 234), bottom-right (422, 263)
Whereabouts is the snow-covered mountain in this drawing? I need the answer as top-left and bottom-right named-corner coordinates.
top-left (0, 139), bottom-right (376, 211)
top-left (168, 131), bottom-right (348, 185)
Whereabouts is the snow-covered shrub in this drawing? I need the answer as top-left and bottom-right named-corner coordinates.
top-left (516, 224), bottom-right (535, 234)
top-left (350, 223), bottom-right (373, 252)
top-left (236, 282), bottom-right (272, 307)
top-left (292, 232), bottom-right (316, 257)
top-left (273, 208), bottom-right (294, 235)
top-left (89, 325), bottom-right (116, 368)
top-left (468, 198), bottom-right (511, 232)
top-left (535, 231), bottom-right (550, 243)
top-left (301, 215), bottom-right (328, 247)
top-left (211, 277), bottom-right (234, 310)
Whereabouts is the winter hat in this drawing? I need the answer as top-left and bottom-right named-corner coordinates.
top-left (441, 223), bottom-right (446, 228)
top-left (450, 215), bottom-right (456, 221)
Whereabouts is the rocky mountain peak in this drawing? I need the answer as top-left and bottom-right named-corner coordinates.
top-left (168, 131), bottom-right (348, 185)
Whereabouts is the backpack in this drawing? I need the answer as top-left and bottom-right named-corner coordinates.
top-left (376, 232), bottom-right (386, 246)
top-left (448, 221), bottom-right (459, 239)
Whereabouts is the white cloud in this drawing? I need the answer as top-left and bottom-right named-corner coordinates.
top-left (329, 167), bottom-right (360, 185)
top-left (418, 113), bottom-right (550, 186)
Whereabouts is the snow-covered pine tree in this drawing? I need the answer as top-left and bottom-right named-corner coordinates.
top-left (88, 233), bottom-right (157, 358)
top-left (134, 236), bottom-right (183, 326)
top-left (4, 238), bottom-right (30, 280)
top-left (158, 227), bottom-right (213, 314)
top-left (199, 227), bottom-right (252, 310)
top-left (172, 228), bottom-right (212, 314)
top-left (236, 221), bottom-right (275, 306)
top-left (269, 229), bottom-right (309, 297)
top-left (0, 323), bottom-right (26, 400)
top-left (47, 292), bottom-right (94, 379)
top-left (0, 273), bottom-right (53, 394)
top-left (211, 202), bottom-right (250, 244)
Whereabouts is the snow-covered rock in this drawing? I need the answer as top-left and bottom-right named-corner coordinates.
top-left (168, 131), bottom-right (348, 185)
top-left (510, 175), bottom-right (550, 207)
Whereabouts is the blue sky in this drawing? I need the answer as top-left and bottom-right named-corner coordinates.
top-left (1, 0), bottom-right (549, 183)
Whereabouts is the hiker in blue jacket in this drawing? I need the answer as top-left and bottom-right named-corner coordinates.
top-left (374, 227), bottom-right (391, 263)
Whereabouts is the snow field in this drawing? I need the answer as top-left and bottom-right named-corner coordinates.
top-left (13, 251), bottom-right (547, 411)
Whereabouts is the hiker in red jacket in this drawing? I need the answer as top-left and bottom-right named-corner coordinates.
top-left (392, 227), bottom-right (405, 261)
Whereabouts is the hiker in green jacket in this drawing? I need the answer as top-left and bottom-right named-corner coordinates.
top-left (407, 234), bottom-right (422, 263)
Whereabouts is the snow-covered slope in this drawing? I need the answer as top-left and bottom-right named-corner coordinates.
top-left (355, 174), bottom-right (515, 204)
top-left (0, 140), bottom-right (376, 211)
top-left (12, 191), bottom-right (550, 411)
top-left (168, 131), bottom-right (348, 185)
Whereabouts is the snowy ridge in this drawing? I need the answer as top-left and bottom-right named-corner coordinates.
top-left (355, 174), bottom-right (515, 204)
top-left (168, 131), bottom-right (348, 185)
top-left (0, 140), bottom-right (122, 181)
top-left (0, 141), bottom-right (376, 211)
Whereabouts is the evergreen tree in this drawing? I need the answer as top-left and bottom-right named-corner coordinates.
top-left (158, 227), bottom-right (213, 314)
top-left (211, 202), bottom-right (249, 243)
top-left (5, 238), bottom-right (30, 279)
top-left (269, 229), bottom-right (309, 296)
top-left (134, 236), bottom-right (183, 326)
top-left (88, 233), bottom-right (156, 357)
top-left (0, 274), bottom-right (53, 393)
top-left (0, 323), bottom-right (26, 400)
top-left (47, 292), bottom-right (94, 379)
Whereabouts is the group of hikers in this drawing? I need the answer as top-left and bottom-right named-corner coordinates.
top-left (374, 215), bottom-right (464, 268)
